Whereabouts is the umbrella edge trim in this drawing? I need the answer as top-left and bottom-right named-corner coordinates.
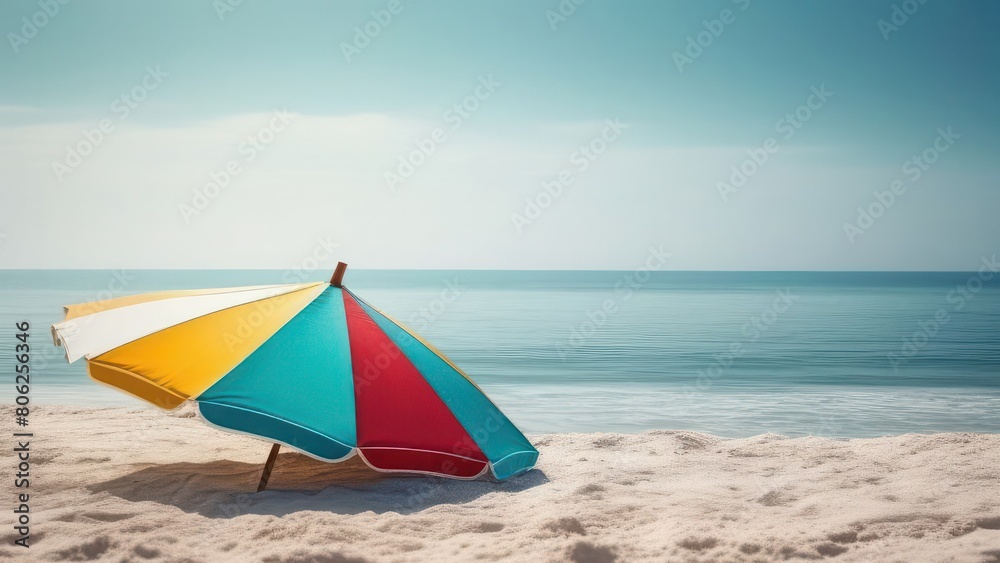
top-left (194, 401), bottom-right (358, 463)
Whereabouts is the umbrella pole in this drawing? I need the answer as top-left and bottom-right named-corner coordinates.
top-left (256, 443), bottom-right (281, 492)
top-left (256, 262), bottom-right (344, 494)
top-left (331, 261), bottom-right (347, 287)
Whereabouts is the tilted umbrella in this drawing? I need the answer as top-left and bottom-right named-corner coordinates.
top-left (51, 263), bottom-right (537, 490)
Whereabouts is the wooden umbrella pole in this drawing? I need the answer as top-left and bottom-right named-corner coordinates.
top-left (256, 443), bottom-right (281, 492)
top-left (256, 262), bottom-right (346, 493)
top-left (330, 262), bottom-right (348, 287)
top-left (256, 262), bottom-right (345, 494)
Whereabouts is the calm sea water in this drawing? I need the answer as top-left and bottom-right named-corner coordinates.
top-left (1, 270), bottom-right (999, 437)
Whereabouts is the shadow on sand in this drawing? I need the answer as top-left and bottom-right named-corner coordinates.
top-left (89, 452), bottom-right (548, 518)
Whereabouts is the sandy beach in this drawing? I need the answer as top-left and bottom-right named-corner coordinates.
top-left (2, 405), bottom-right (999, 562)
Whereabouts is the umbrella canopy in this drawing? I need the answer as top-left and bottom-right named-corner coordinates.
top-left (51, 264), bottom-right (537, 483)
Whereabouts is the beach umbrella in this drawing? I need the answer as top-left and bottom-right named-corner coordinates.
top-left (51, 263), bottom-right (537, 491)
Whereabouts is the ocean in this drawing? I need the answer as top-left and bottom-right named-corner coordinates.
top-left (2, 269), bottom-right (999, 437)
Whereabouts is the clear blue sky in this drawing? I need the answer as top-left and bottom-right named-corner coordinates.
top-left (1, 0), bottom-right (997, 270)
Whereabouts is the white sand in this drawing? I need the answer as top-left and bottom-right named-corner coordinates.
top-left (2, 405), bottom-right (999, 562)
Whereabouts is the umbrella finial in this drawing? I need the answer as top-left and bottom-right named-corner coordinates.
top-left (330, 262), bottom-right (348, 287)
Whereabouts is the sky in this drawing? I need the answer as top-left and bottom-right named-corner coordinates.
top-left (0, 0), bottom-right (997, 270)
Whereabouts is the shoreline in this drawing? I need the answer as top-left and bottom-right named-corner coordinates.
top-left (14, 388), bottom-right (1000, 438)
top-left (2, 406), bottom-right (999, 561)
